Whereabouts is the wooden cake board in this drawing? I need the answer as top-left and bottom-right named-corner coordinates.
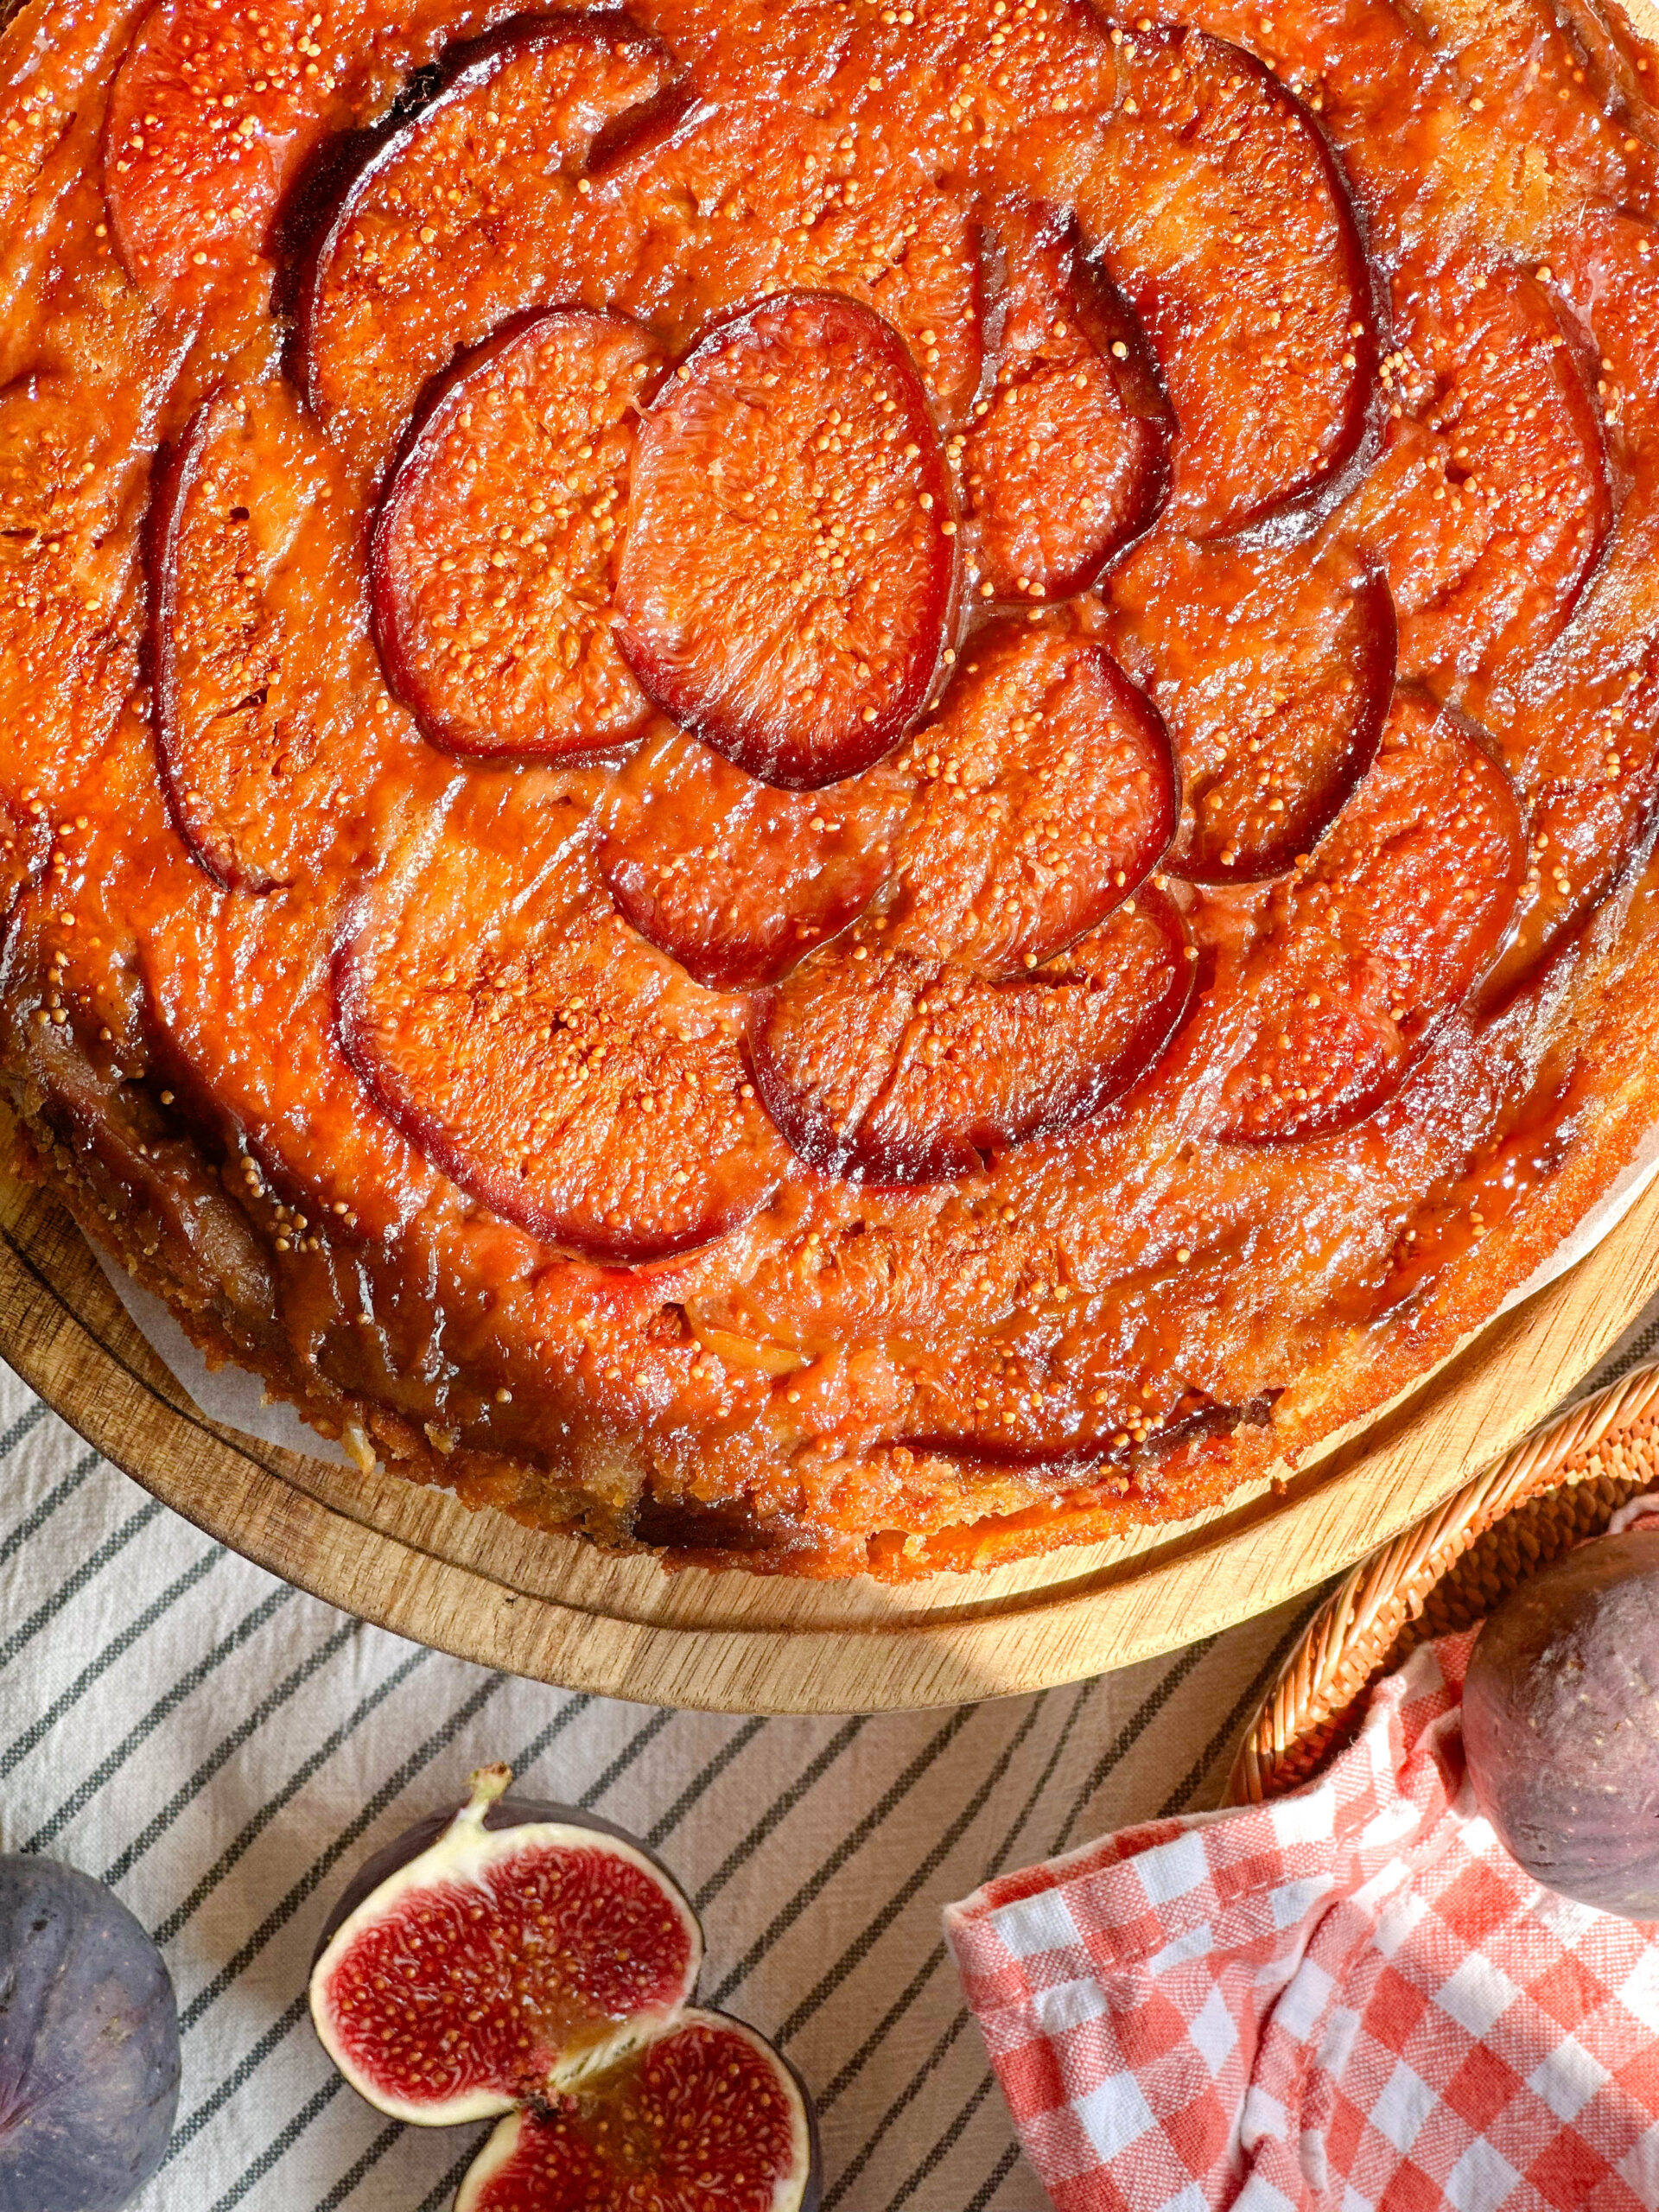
top-left (4, 1120), bottom-right (1658, 1713)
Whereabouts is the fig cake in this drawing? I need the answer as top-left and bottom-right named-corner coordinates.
top-left (3, 0), bottom-right (1659, 1578)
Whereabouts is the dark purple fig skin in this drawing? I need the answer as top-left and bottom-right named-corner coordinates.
top-left (0, 1856), bottom-right (180, 2212)
top-left (1464, 1530), bottom-right (1659, 1919)
top-left (313, 1796), bottom-right (698, 1966)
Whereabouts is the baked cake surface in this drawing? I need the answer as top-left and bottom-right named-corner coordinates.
top-left (3, 0), bottom-right (1659, 1577)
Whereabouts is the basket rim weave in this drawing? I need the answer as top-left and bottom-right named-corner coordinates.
top-left (1224, 1357), bottom-right (1659, 1807)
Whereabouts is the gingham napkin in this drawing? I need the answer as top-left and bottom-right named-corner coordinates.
top-left (947, 1630), bottom-right (1659, 2212)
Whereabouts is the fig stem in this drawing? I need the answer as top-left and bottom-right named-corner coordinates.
top-left (457, 1763), bottom-right (514, 1827)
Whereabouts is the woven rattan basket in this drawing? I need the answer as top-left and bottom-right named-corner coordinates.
top-left (1225, 1360), bottom-right (1659, 1806)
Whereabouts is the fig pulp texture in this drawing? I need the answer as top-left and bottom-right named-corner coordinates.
top-left (310, 1766), bottom-right (820, 2211)
top-left (0, 1856), bottom-right (180, 2212)
top-left (1464, 1530), bottom-right (1659, 1919)
top-left (455, 2012), bottom-right (820, 2212)
top-left (309, 1765), bottom-right (703, 2124)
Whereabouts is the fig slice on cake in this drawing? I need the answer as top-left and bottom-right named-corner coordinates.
top-left (1338, 256), bottom-right (1613, 692)
top-left (370, 305), bottom-right (664, 760)
top-left (963, 201), bottom-right (1172, 604)
top-left (1107, 537), bottom-right (1397, 883)
top-left (1179, 689), bottom-right (1526, 1142)
top-left (615, 289), bottom-right (958, 790)
top-left (308, 1764), bottom-right (703, 2126)
top-left (1075, 23), bottom-right (1382, 539)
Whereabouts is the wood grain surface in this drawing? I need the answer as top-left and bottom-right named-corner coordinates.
top-left (4, 1118), bottom-right (1658, 1713)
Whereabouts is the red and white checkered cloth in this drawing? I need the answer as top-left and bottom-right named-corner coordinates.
top-left (947, 1632), bottom-right (1659, 2212)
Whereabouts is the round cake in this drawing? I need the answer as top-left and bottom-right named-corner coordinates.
top-left (3, 0), bottom-right (1657, 1580)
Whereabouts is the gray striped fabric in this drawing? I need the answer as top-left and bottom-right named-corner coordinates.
top-left (1, 1312), bottom-right (1643, 2212)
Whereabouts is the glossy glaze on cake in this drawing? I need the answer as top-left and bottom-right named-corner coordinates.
top-left (3, 0), bottom-right (1658, 1576)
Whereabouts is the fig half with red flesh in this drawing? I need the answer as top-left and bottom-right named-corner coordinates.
top-left (372, 307), bottom-right (664, 760)
top-left (1107, 536), bottom-right (1397, 882)
top-left (1075, 24), bottom-right (1381, 539)
top-left (614, 290), bottom-right (958, 791)
top-left (309, 1765), bottom-right (703, 2126)
top-left (963, 205), bottom-right (1172, 604)
top-left (455, 2011), bottom-right (821, 2212)
top-left (1187, 689), bottom-right (1526, 1142)
top-left (594, 721), bottom-right (914, 990)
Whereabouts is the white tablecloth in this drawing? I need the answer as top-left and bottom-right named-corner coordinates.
top-left (1, 1301), bottom-right (1652, 2210)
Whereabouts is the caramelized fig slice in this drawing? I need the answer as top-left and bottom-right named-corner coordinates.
top-left (1107, 537), bottom-right (1396, 881)
top-left (963, 205), bottom-right (1171, 603)
top-left (594, 722), bottom-right (913, 989)
top-left (302, 14), bottom-right (681, 474)
top-left (1077, 23), bottom-right (1380, 539)
top-left (1340, 257), bottom-right (1612, 689)
top-left (589, 101), bottom-right (987, 427)
top-left (754, 889), bottom-right (1192, 1183)
top-left (1556, 208), bottom-right (1659, 448)
top-left (310, 1764), bottom-right (702, 2126)
top-left (335, 780), bottom-right (782, 1262)
top-left (884, 620), bottom-right (1176, 975)
top-left (455, 2011), bottom-right (820, 2212)
top-left (103, 0), bottom-right (512, 311)
top-left (1192, 690), bottom-right (1525, 1142)
top-left (372, 308), bottom-right (663, 759)
top-left (615, 291), bottom-right (957, 791)
top-left (0, 375), bottom-right (147, 807)
top-left (151, 381), bottom-right (394, 893)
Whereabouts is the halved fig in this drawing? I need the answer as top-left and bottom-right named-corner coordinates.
top-left (1189, 690), bottom-right (1525, 1142)
top-left (753, 889), bottom-right (1192, 1182)
top-left (615, 291), bottom-right (957, 790)
top-left (1076, 23), bottom-right (1381, 538)
top-left (103, 0), bottom-right (512, 312)
top-left (594, 722), bottom-right (912, 989)
top-left (371, 308), bottom-right (663, 759)
top-left (335, 779), bottom-right (783, 1262)
top-left (1340, 257), bottom-right (1613, 688)
top-left (310, 1764), bottom-right (702, 2126)
top-left (961, 205), bottom-right (1171, 604)
top-left (882, 620), bottom-right (1176, 974)
top-left (150, 380), bottom-right (394, 893)
top-left (455, 2012), bottom-right (820, 2212)
top-left (1107, 537), bottom-right (1396, 880)
top-left (302, 15), bottom-right (681, 473)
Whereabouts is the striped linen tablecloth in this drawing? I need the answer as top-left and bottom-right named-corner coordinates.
top-left (1, 1299), bottom-right (1652, 2212)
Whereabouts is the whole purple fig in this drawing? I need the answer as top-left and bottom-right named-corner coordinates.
top-left (0, 1856), bottom-right (180, 2211)
top-left (1464, 1529), bottom-right (1659, 1919)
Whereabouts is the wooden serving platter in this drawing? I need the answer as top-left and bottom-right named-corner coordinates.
top-left (4, 1122), bottom-right (1659, 1713)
